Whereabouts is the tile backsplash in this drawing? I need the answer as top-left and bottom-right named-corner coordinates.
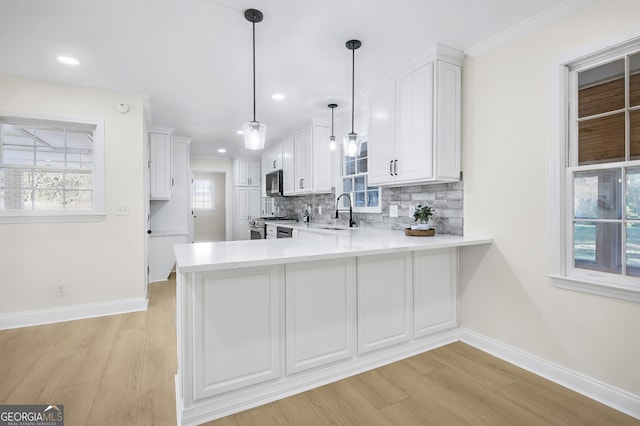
top-left (268, 181), bottom-right (463, 235)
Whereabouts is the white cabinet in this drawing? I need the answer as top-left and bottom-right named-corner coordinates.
top-left (263, 144), bottom-right (283, 172)
top-left (368, 50), bottom-right (461, 186)
top-left (232, 187), bottom-right (260, 240)
top-left (285, 258), bottom-right (356, 374)
top-left (234, 159), bottom-right (261, 187)
top-left (357, 253), bottom-right (412, 355)
top-left (261, 144), bottom-right (283, 196)
top-left (282, 136), bottom-right (295, 195)
top-left (149, 130), bottom-right (172, 200)
top-left (293, 127), bottom-right (312, 193)
top-left (413, 248), bottom-right (458, 338)
top-left (191, 266), bottom-right (283, 399)
top-left (279, 123), bottom-right (332, 196)
top-left (312, 124), bottom-right (332, 192)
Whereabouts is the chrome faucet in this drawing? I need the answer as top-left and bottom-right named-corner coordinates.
top-left (335, 193), bottom-right (355, 228)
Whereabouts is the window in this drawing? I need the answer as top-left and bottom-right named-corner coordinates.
top-left (192, 172), bottom-right (215, 210)
top-left (553, 37), bottom-right (640, 301)
top-left (341, 140), bottom-right (381, 213)
top-left (0, 116), bottom-right (104, 222)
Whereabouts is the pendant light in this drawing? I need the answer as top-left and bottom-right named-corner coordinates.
top-left (242, 9), bottom-right (266, 150)
top-left (344, 39), bottom-right (361, 157)
top-left (328, 103), bottom-right (338, 151)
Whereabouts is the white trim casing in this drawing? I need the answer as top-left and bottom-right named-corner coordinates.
top-left (460, 328), bottom-right (640, 421)
top-left (0, 297), bottom-right (148, 330)
top-left (550, 29), bottom-right (640, 302)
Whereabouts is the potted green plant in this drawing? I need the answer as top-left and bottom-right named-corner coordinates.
top-left (412, 204), bottom-right (434, 230)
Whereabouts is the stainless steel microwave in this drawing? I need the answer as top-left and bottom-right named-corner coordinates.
top-left (265, 169), bottom-right (284, 197)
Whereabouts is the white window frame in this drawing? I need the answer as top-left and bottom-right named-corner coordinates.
top-left (0, 113), bottom-right (105, 223)
top-left (339, 138), bottom-right (382, 214)
top-left (551, 31), bottom-right (640, 303)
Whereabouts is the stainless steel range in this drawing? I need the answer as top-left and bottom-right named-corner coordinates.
top-left (249, 216), bottom-right (297, 240)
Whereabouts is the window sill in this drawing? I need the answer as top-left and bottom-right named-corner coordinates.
top-left (0, 212), bottom-right (106, 224)
top-left (550, 274), bottom-right (640, 303)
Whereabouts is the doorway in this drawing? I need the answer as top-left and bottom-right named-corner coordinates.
top-left (192, 171), bottom-right (226, 242)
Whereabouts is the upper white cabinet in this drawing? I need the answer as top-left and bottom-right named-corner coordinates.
top-left (281, 136), bottom-right (295, 195)
top-left (263, 144), bottom-right (283, 173)
top-left (293, 127), bottom-right (312, 193)
top-left (368, 46), bottom-right (462, 186)
top-left (149, 130), bottom-right (172, 200)
top-left (261, 144), bottom-right (283, 196)
top-left (234, 158), bottom-right (261, 187)
top-left (275, 123), bottom-right (331, 196)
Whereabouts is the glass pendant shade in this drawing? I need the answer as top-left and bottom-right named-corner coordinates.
top-left (344, 132), bottom-right (358, 157)
top-left (242, 120), bottom-right (266, 150)
top-left (329, 135), bottom-right (337, 151)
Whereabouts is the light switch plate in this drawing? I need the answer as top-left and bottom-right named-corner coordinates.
top-left (390, 205), bottom-right (398, 218)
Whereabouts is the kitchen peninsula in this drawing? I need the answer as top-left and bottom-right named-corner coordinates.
top-left (173, 229), bottom-right (491, 425)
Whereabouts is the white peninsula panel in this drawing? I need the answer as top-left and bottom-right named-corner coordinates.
top-left (190, 266), bottom-right (283, 400)
top-left (357, 252), bottom-right (412, 354)
top-left (286, 258), bottom-right (356, 374)
top-left (414, 248), bottom-right (458, 337)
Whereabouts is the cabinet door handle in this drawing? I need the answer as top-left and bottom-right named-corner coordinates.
top-left (394, 159), bottom-right (398, 176)
top-left (389, 160), bottom-right (393, 176)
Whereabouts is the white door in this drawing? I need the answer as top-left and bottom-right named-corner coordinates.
top-left (192, 171), bottom-right (226, 242)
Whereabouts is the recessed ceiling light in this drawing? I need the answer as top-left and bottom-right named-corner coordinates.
top-left (218, 148), bottom-right (227, 154)
top-left (57, 56), bottom-right (79, 66)
top-left (272, 93), bottom-right (285, 101)
top-left (236, 130), bottom-right (244, 135)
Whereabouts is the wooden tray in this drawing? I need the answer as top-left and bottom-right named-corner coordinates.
top-left (405, 228), bottom-right (435, 237)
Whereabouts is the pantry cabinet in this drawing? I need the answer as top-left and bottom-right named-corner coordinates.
top-left (233, 159), bottom-right (261, 187)
top-left (368, 47), bottom-right (462, 186)
top-left (232, 186), bottom-right (260, 240)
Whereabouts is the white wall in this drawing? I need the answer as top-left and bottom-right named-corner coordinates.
top-left (461, 0), bottom-right (640, 396)
top-left (0, 74), bottom-right (147, 315)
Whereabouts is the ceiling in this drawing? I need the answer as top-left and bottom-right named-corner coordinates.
top-left (0, 0), bottom-right (588, 160)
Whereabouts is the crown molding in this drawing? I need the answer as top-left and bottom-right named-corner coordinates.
top-left (465, 0), bottom-right (595, 58)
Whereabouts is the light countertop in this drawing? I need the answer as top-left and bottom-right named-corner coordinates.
top-left (173, 228), bottom-right (492, 273)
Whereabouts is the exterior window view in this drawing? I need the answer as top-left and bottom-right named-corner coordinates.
top-left (569, 51), bottom-right (640, 279)
top-left (341, 141), bottom-right (380, 211)
top-left (0, 120), bottom-right (95, 211)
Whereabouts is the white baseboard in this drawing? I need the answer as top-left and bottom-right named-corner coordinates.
top-left (459, 327), bottom-right (640, 420)
top-left (0, 297), bottom-right (148, 330)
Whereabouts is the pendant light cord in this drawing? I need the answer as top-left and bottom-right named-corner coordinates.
top-left (351, 47), bottom-right (355, 134)
top-left (252, 21), bottom-right (256, 122)
top-left (331, 107), bottom-right (334, 136)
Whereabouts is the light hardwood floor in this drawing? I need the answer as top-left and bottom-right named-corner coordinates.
top-left (1, 275), bottom-right (638, 426)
